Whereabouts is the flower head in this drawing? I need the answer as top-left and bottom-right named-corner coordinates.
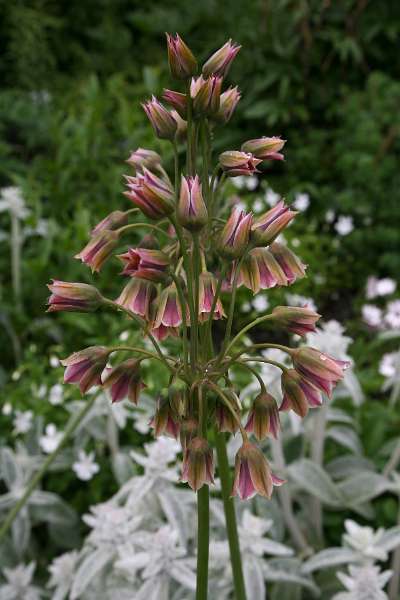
top-left (61, 346), bottom-right (109, 394)
top-left (152, 282), bottom-right (188, 340)
top-left (126, 148), bottom-right (162, 171)
top-left (232, 441), bottom-right (283, 500)
top-left (115, 278), bottom-right (156, 320)
top-left (216, 86), bottom-right (241, 123)
top-left (166, 33), bottom-right (197, 80)
top-left (251, 200), bottom-right (297, 246)
top-left (72, 450), bottom-right (100, 481)
top-left (198, 271), bottom-right (226, 321)
top-left (219, 151), bottom-right (261, 177)
top-left (150, 395), bottom-right (180, 439)
top-left (202, 39), bottom-right (241, 78)
top-left (271, 305), bottom-right (321, 337)
top-left (291, 347), bottom-right (350, 397)
top-left (102, 358), bottom-right (145, 404)
top-left (218, 207), bottom-right (252, 260)
top-left (239, 248), bottom-right (288, 293)
top-left (142, 96), bottom-right (177, 140)
top-left (124, 168), bottom-right (174, 219)
top-left (190, 75), bottom-right (222, 117)
top-left (181, 437), bottom-right (214, 491)
top-left (75, 230), bottom-right (119, 272)
top-left (241, 136), bottom-right (286, 161)
top-left (280, 368), bottom-right (322, 417)
top-left (216, 389), bottom-right (241, 434)
top-left (245, 392), bottom-right (280, 440)
top-left (269, 242), bottom-right (307, 284)
top-left (91, 210), bottom-right (128, 236)
top-left (179, 417), bottom-right (198, 451)
top-left (118, 248), bottom-right (170, 283)
top-left (162, 89), bottom-right (187, 118)
top-left (177, 175), bottom-right (208, 232)
top-left (47, 280), bottom-right (103, 313)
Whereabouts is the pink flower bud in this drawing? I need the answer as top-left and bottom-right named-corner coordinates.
top-left (216, 86), bottom-right (241, 123)
top-left (202, 39), bottom-right (241, 78)
top-left (198, 271), bottom-right (226, 321)
top-left (218, 207), bottom-right (252, 260)
top-left (232, 441), bottom-right (284, 500)
top-left (219, 151), bottom-right (261, 177)
top-left (47, 280), bottom-right (103, 313)
top-left (115, 278), bottom-right (156, 320)
top-left (251, 200), bottom-right (297, 246)
top-left (61, 346), bottom-right (109, 394)
top-left (177, 175), bottom-right (208, 232)
top-left (91, 210), bottom-right (128, 236)
top-left (142, 96), bottom-right (177, 140)
top-left (126, 148), bottom-right (162, 171)
top-left (152, 283), bottom-right (188, 340)
top-left (245, 392), bottom-right (280, 440)
top-left (271, 306), bottom-right (321, 337)
top-left (124, 168), bottom-right (175, 219)
top-left (180, 417), bottom-right (198, 451)
top-left (166, 33), bottom-right (197, 80)
top-left (162, 89), bottom-right (187, 118)
top-left (280, 368), bottom-right (322, 418)
top-left (150, 395), bottom-right (180, 439)
top-left (171, 110), bottom-right (188, 140)
top-left (75, 230), bottom-right (119, 273)
top-left (117, 248), bottom-right (170, 283)
top-left (291, 347), bottom-right (350, 397)
top-left (239, 248), bottom-right (288, 293)
top-left (241, 136), bottom-right (286, 161)
top-left (181, 437), bottom-right (214, 491)
top-left (102, 358), bottom-right (145, 404)
top-left (269, 242), bottom-right (307, 284)
top-left (190, 75), bottom-right (222, 117)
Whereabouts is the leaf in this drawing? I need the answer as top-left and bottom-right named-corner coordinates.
top-left (0, 448), bottom-right (21, 489)
top-left (288, 460), bottom-right (344, 506)
top-left (302, 548), bottom-right (359, 574)
top-left (70, 547), bottom-right (114, 599)
top-left (30, 491), bottom-right (77, 526)
top-left (11, 510), bottom-right (30, 556)
top-left (264, 559), bottom-right (320, 594)
top-left (157, 489), bottom-right (188, 547)
top-left (111, 452), bottom-right (134, 485)
top-left (326, 456), bottom-right (375, 480)
top-left (327, 426), bottom-right (362, 455)
top-left (338, 472), bottom-right (390, 506)
top-left (377, 526), bottom-right (400, 553)
top-left (243, 556), bottom-right (265, 600)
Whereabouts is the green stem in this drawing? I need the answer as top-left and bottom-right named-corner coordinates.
top-left (186, 80), bottom-right (193, 174)
top-left (0, 393), bottom-right (98, 542)
top-left (196, 386), bottom-right (210, 600)
top-left (233, 361), bottom-right (266, 392)
top-left (117, 222), bottom-right (169, 239)
top-left (223, 317), bottom-right (290, 361)
top-left (192, 233), bottom-right (201, 369)
top-left (207, 382), bottom-right (248, 441)
top-left (206, 264), bottom-right (227, 355)
top-left (108, 345), bottom-right (173, 364)
top-left (215, 432), bottom-right (247, 600)
top-left (173, 141), bottom-right (180, 194)
top-left (217, 254), bottom-right (246, 364)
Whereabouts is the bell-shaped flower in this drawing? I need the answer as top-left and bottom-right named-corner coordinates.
top-left (280, 368), bottom-right (323, 417)
top-left (216, 86), bottom-right (241, 123)
top-left (177, 175), bottom-right (208, 232)
top-left (179, 417), bottom-right (198, 451)
top-left (152, 283), bottom-right (188, 340)
top-left (241, 136), bottom-right (286, 161)
top-left (166, 33), bottom-right (197, 80)
top-left (102, 358), bottom-right (145, 404)
top-left (142, 96), bottom-right (177, 140)
top-left (162, 89), bottom-right (187, 118)
top-left (47, 280), bottom-right (103, 313)
top-left (190, 75), bottom-right (222, 117)
top-left (91, 210), bottom-right (128, 236)
top-left (75, 230), bottom-right (119, 273)
top-left (202, 39), bottom-right (241, 78)
top-left (216, 389), bottom-right (241, 434)
top-left (251, 200), bottom-right (297, 246)
top-left (218, 207), bottom-right (252, 260)
top-left (232, 441), bottom-right (284, 500)
top-left (116, 278), bottom-right (155, 321)
top-left (117, 248), bottom-right (170, 283)
top-left (238, 248), bottom-right (287, 293)
top-left (198, 271), bottom-right (226, 321)
top-left (124, 168), bottom-right (174, 219)
top-left (245, 391), bottom-right (280, 440)
top-left (61, 346), bottom-right (109, 394)
top-left (291, 347), bottom-right (350, 397)
top-left (271, 306), bottom-right (321, 337)
top-left (150, 395), bottom-right (180, 439)
top-left (126, 148), bottom-right (162, 171)
top-left (181, 437), bottom-right (214, 491)
top-left (219, 151), bottom-right (261, 177)
top-left (269, 242), bottom-right (307, 284)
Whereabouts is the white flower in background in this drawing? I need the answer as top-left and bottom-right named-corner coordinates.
top-left (130, 438), bottom-right (180, 485)
top-left (334, 216), bottom-right (354, 236)
top-left (231, 176), bottom-right (246, 190)
top-left (333, 565), bottom-right (392, 600)
top-left (379, 353), bottom-right (398, 378)
top-left (242, 301), bottom-right (252, 312)
top-left (362, 304), bottom-right (383, 328)
top-left (131, 394), bottom-right (156, 435)
top-left (286, 293), bottom-right (318, 312)
top-left (306, 320), bottom-right (352, 361)
top-left (23, 219), bottom-right (50, 239)
top-left (366, 276), bottom-right (397, 299)
top-left (235, 200), bottom-right (247, 211)
top-left (265, 188), bottom-right (280, 206)
top-left (0, 187), bottom-right (30, 219)
top-left (49, 384), bottom-right (63, 405)
top-left (343, 520), bottom-right (387, 562)
top-left (252, 197), bottom-right (265, 213)
top-left (2, 402), bottom-right (12, 416)
top-left (49, 355), bottom-right (60, 368)
top-left (245, 175), bottom-right (258, 191)
top-left (291, 237), bottom-right (300, 247)
top-left (0, 562), bottom-right (43, 600)
top-left (39, 424), bottom-right (62, 453)
top-left (72, 450), bottom-right (100, 481)
top-left (252, 295), bottom-right (269, 312)
top-left (11, 370), bottom-right (21, 381)
top-left (119, 330), bottom-right (130, 342)
top-left (13, 410), bottom-right (33, 435)
top-left (293, 192), bottom-right (310, 211)
top-left (47, 551), bottom-right (79, 600)
top-left (385, 300), bottom-right (400, 329)
top-left (83, 502), bottom-right (143, 549)
top-left (232, 175), bottom-right (258, 191)
top-left (325, 209), bottom-right (336, 223)
top-left (238, 510), bottom-right (293, 558)
top-left (36, 384), bottom-right (47, 399)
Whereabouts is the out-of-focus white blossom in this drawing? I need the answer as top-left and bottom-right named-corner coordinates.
top-left (2, 402), bottom-right (12, 416)
top-left (13, 410), bottom-right (33, 435)
top-left (325, 209), bottom-right (335, 223)
top-left (366, 276), bottom-right (397, 299)
top-left (379, 353), bottom-right (398, 379)
top-left (39, 424), bottom-right (62, 453)
top-left (362, 304), bottom-right (383, 328)
top-left (286, 293), bottom-right (318, 312)
top-left (252, 295), bottom-right (269, 312)
top-left (72, 450), bottom-right (99, 481)
top-left (0, 562), bottom-right (43, 600)
top-left (293, 192), bottom-right (310, 211)
top-left (385, 300), bottom-right (400, 329)
top-left (47, 551), bottom-right (79, 600)
top-left (0, 187), bottom-right (30, 219)
top-left (264, 188), bottom-right (280, 207)
top-left (343, 520), bottom-right (387, 562)
top-left (334, 216), bottom-right (354, 236)
top-left (49, 384), bottom-right (63, 405)
top-left (333, 565), bottom-right (391, 600)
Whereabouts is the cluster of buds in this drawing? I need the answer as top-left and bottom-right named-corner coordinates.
top-left (48, 34), bottom-right (349, 504)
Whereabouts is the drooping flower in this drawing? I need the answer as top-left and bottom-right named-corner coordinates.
top-left (218, 207), bottom-right (252, 260)
top-left (216, 86), bottom-right (241, 123)
top-left (150, 395), bottom-right (180, 439)
top-left (61, 346), bottom-right (109, 394)
top-left (162, 89), bottom-right (187, 118)
top-left (245, 392), bottom-right (280, 440)
top-left (215, 389), bottom-right (241, 434)
top-left (142, 96), bottom-right (177, 140)
top-left (47, 280), bottom-right (104, 313)
top-left (181, 437), bottom-right (214, 491)
top-left (171, 110), bottom-right (188, 140)
top-left (238, 247), bottom-right (288, 293)
top-left (241, 136), bottom-right (286, 161)
top-left (231, 441), bottom-right (284, 500)
top-left (280, 368), bottom-right (322, 418)
top-left (271, 306), bottom-right (321, 337)
top-left (117, 248), bottom-right (170, 283)
top-left (102, 358), bottom-right (145, 404)
top-left (251, 200), bottom-right (297, 246)
top-left (190, 75), bottom-right (222, 117)
top-left (115, 278), bottom-right (156, 320)
top-left (40, 423), bottom-right (62, 453)
top-left (72, 450), bottom-right (100, 481)
top-left (166, 33), bottom-right (197, 80)
top-left (91, 210), bottom-right (128, 236)
top-left (291, 347), bottom-right (350, 397)
top-left (152, 282), bottom-right (188, 340)
top-left (177, 175), bottom-right (208, 232)
top-left (198, 271), bottom-right (226, 321)
top-left (126, 148), bottom-right (162, 171)
top-left (124, 168), bottom-right (175, 219)
top-left (219, 151), bottom-right (261, 177)
top-left (179, 417), bottom-right (198, 451)
top-left (75, 230), bottom-right (119, 272)
top-left (269, 242), bottom-right (307, 284)
top-left (202, 39), bottom-right (241, 78)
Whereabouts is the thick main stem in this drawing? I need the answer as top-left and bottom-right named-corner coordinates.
top-left (215, 432), bottom-right (247, 600)
top-left (196, 387), bottom-right (209, 600)
top-left (0, 394), bottom-right (98, 541)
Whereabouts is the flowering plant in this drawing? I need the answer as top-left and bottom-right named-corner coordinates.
top-left (44, 34), bottom-right (348, 598)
